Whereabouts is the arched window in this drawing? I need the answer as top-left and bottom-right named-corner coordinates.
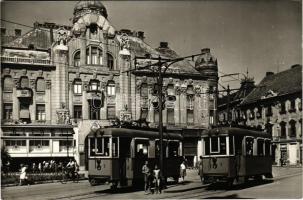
top-left (107, 80), bottom-right (115, 96)
top-left (36, 78), bottom-right (45, 92)
top-left (187, 95), bottom-right (194, 125)
top-left (289, 120), bottom-right (296, 137)
top-left (74, 51), bottom-right (80, 67)
top-left (107, 53), bottom-right (114, 70)
top-left (3, 76), bottom-right (13, 92)
top-left (73, 79), bottom-right (82, 95)
top-left (280, 121), bottom-right (286, 139)
top-left (20, 76), bottom-right (29, 88)
top-left (86, 46), bottom-right (102, 65)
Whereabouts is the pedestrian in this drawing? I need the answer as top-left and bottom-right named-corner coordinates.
top-left (19, 164), bottom-right (28, 185)
top-left (198, 156), bottom-right (204, 183)
top-left (180, 161), bottom-right (186, 183)
top-left (38, 162), bottom-right (42, 173)
top-left (153, 164), bottom-right (161, 194)
top-left (142, 161), bottom-right (151, 194)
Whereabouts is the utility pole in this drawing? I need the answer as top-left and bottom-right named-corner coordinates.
top-left (226, 84), bottom-right (230, 125)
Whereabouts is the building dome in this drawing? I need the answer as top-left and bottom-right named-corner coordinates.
top-left (195, 48), bottom-right (218, 78)
top-left (73, 1), bottom-right (108, 23)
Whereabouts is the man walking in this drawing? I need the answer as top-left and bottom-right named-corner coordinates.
top-left (142, 161), bottom-right (151, 194)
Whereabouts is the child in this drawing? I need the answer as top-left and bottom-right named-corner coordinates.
top-left (153, 164), bottom-right (161, 194)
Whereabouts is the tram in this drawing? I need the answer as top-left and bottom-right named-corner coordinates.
top-left (199, 127), bottom-right (273, 186)
top-left (86, 127), bottom-right (183, 188)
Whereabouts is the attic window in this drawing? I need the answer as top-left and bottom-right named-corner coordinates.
top-left (89, 23), bottom-right (98, 35)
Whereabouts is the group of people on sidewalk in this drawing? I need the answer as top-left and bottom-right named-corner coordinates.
top-left (142, 160), bottom-right (188, 195)
top-left (18, 158), bottom-right (79, 186)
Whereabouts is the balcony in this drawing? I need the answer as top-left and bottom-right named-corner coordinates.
top-left (1, 56), bottom-right (51, 66)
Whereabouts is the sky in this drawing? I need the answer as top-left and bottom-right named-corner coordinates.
top-left (1, 0), bottom-right (302, 91)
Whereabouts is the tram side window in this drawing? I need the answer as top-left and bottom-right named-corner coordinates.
top-left (204, 138), bottom-right (210, 155)
top-left (257, 139), bottom-right (264, 156)
top-left (265, 140), bottom-right (270, 156)
top-left (211, 137), bottom-right (219, 153)
top-left (156, 140), bottom-right (167, 158)
top-left (245, 138), bottom-right (254, 156)
top-left (219, 136), bottom-right (227, 155)
top-left (229, 136), bottom-right (234, 155)
top-left (168, 141), bottom-right (179, 157)
top-left (136, 140), bottom-right (149, 159)
top-left (90, 137), bottom-right (110, 157)
top-left (112, 137), bottom-right (118, 157)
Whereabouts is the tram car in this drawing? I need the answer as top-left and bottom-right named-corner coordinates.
top-left (86, 127), bottom-right (183, 188)
top-left (199, 127), bottom-right (273, 186)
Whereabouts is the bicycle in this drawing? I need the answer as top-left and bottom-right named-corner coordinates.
top-left (60, 167), bottom-right (79, 183)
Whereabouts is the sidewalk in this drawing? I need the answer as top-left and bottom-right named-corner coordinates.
top-left (272, 166), bottom-right (302, 178)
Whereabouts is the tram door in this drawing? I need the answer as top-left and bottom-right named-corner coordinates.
top-left (119, 138), bottom-right (131, 186)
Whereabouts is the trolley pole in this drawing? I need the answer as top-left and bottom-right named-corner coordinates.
top-left (157, 56), bottom-right (165, 187)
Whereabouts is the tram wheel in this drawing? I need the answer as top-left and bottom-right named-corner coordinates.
top-left (89, 178), bottom-right (97, 186)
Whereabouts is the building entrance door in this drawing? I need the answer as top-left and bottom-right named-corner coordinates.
top-left (289, 144), bottom-right (297, 165)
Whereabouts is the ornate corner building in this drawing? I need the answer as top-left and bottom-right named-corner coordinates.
top-left (218, 65), bottom-right (302, 166)
top-left (0, 1), bottom-right (218, 170)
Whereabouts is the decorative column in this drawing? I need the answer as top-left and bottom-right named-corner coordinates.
top-left (175, 85), bottom-right (181, 125)
top-left (13, 78), bottom-right (19, 120)
top-left (102, 32), bottom-right (108, 67)
top-left (82, 81), bottom-right (89, 120)
top-left (29, 78), bottom-right (36, 122)
top-left (68, 81), bottom-right (73, 120)
top-left (45, 80), bottom-right (52, 122)
top-left (80, 32), bottom-right (86, 66)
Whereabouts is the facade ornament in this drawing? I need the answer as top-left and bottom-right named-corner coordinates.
top-left (194, 85), bottom-right (201, 97)
top-left (37, 70), bottom-right (43, 77)
top-left (83, 81), bottom-right (89, 91)
top-left (13, 78), bottom-right (20, 88)
top-left (3, 68), bottom-right (10, 75)
top-left (46, 80), bottom-right (52, 89)
top-left (93, 73), bottom-right (97, 79)
top-left (21, 69), bottom-right (27, 76)
top-left (101, 81), bottom-right (107, 90)
top-left (75, 71), bottom-right (80, 79)
top-left (108, 74), bottom-right (114, 80)
top-left (30, 79), bottom-right (36, 89)
top-left (142, 76), bottom-right (147, 83)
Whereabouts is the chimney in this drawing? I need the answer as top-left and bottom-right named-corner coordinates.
top-left (160, 42), bottom-right (168, 49)
top-left (201, 48), bottom-right (210, 54)
top-left (138, 31), bottom-right (145, 40)
top-left (266, 72), bottom-right (274, 77)
top-left (1, 27), bottom-right (6, 35)
top-left (15, 29), bottom-right (22, 36)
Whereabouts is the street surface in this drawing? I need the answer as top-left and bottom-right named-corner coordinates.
top-left (1, 167), bottom-right (302, 199)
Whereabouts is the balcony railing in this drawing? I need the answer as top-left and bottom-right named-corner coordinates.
top-left (1, 56), bottom-right (51, 65)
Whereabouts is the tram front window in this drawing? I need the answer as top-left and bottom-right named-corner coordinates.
top-left (168, 141), bottom-right (179, 157)
top-left (135, 140), bottom-right (149, 159)
top-left (204, 136), bottom-right (227, 155)
top-left (90, 137), bottom-right (110, 156)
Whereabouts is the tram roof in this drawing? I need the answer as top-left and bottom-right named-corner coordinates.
top-left (87, 127), bottom-right (183, 140)
top-left (202, 127), bottom-right (271, 138)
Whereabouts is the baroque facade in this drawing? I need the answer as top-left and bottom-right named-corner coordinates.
top-left (1, 1), bottom-right (218, 170)
top-left (218, 65), bottom-right (302, 166)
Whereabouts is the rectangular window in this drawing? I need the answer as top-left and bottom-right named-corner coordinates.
top-left (59, 140), bottom-right (73, 148)
top-left (36, 104), bottom-right (46, 121)
top-left (4, 140), bottom-right (26, 147)
top-left (136, 139), bottom-right (149, 158)
top-left (112, 137), bottom-right (118, 157)
top-left (229, 136), bottom-right (234, 155)
top-left (168, 141), bottom-right (179, 157)
top-left (90, 82), bottom-right (99, 91)
top-left (246, 137), bottom-right (254, 156)
top-left (210, 137), bottom-right (219, 153)
top-left (265, 140), bottom-right (270, 156)
top-left (90, 137), bottom-right (110, 157)
top-left (107, 106), bottom-right (116, 120)
top-left (74, 83), bottom-right (82, 94)
top-left (257, 139), bottom-right (264, 156)
top-left (74, 105), bottom-right (82, 119)
top-left (29, 140), bottom-right (49, 147)
top-left (107, 85), bottom-right (116, 96)
top-left (204, 137), bottom-right (210, 155)
top-left (167, 108), bottom-right (175, 125)
top-left (209, 110), bottom-right (214, 125)
top-left (3, 103), bottom-right (13, 120)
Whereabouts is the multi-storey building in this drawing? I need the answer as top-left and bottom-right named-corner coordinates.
top-left (1, 1), bottom-right (218, 170)
top-left (218, 65), bottom-right (302, 166)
